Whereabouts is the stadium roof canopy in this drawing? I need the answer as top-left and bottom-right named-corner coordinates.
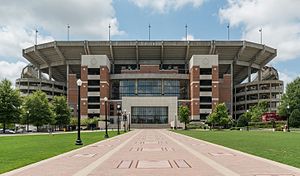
top-left (23, 40), bottom-right (276, 85)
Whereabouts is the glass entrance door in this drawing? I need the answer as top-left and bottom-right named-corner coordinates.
top-left (131, 106), bottom-right (168, 124)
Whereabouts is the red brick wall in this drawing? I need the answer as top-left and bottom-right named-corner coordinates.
top-left (212, 65), bottom-right (219, 110)
top-left (67, 74), bottom-right (78, 117)
top-left (219, 74), bottom-right (232, 107)
top-left (80, 66), bottom-right (88, 117)
top-left (190, 66), bottom-right (200, 117)
top-left (100, 66), bottom-right (110, 116)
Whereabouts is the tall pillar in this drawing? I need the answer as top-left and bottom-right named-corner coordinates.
top-left (100, 66), bottom-right (110, 117)
top-left (248, 66), bottom-right (251, 82)
top-left (189, 66), bottom-right (200, 120)
top-left (230, 63), bottom-right (234, 116)
top-left (258, 68), bottom-right (262, 81)
top-left (66, 64), bottom-right (69, 103)
top-left (67, 74), bottom-right (78, 117)
top-left (80, 65), bottom-right (88, 118)
top-left (37, 65), bottom-right (41, 79)
top-left (49, 66), bottom-right (52, 81)
top-left (212, 65), bottom-right (219, 110)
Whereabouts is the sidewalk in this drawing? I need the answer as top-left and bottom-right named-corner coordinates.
top-left (3, 129), bottom-right (300, 176)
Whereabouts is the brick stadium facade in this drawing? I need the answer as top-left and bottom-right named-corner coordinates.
top-left (19, 40), bottom-right (282, 127)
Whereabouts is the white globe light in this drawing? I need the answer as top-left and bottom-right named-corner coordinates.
top-left (76, 79), bottom-right (82, 86)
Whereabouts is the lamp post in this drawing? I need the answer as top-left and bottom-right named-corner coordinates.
top-left (75, 79), bottom-right (83, 145)
top-left (128, 112), bottom-right (131, 131)
top-left (174, 113), bottom-right (177, 130)
top-left (287, 105), bottom-right (290, 132)
top-left (123, 109), bottom-right (127, 132)
top-left (104, 97), bottom-right (109, 138)
top-left (117, 104), bottom-right (121, 134)
top-left (246, 109), bottom-right (249, 131)
top-left (26, 110), bottom-right (29, 132)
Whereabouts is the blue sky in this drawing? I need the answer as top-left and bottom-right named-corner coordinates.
top-left (0, 0), bottom-right (299, 86)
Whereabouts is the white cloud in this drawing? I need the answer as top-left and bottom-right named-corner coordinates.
top-left (219, 0), bottom-right (300, 62)
top-left (0, 26), bottom-right (54, 61)
top-left (181, 34), bottom-right (197, 40)
top-left (0, 61), bottom-right (27, 84)
top-left (278, 71), bottom-right (299, 91)
top-left (130, 0), bottom-right (206, 13)
top-left (0, 0), bottom-right (123, 61)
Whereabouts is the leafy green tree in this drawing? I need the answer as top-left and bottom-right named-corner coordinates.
top-left (249, 101), bottom-right (268, 122)
top-left (207, 103), bottom-right (231, 128)
top-left (279, 77), bottom-right (300, 118)
top-left (0, 79), bottom-right (22, 133)
top-left (178, 106), bottom-right (190, 130)
top-left (23, 90), bottom-right (54, 131)
top-left (51, 96), bottom-right (71, 129)
top-left (237, 111), bottom-right (251, 127)
top-left (289, 109), bottom-right (300, 128)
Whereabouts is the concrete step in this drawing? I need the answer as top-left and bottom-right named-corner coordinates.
top-left (130, 124), bottom-right (170, 129)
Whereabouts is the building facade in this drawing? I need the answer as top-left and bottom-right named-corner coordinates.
top-left (19, 40), bottom-right (282, 127)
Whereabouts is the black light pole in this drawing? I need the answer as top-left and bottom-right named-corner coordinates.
top-left (104, 97), bottom-right (109, 138)
top-left (75, 79), bottom-right (83, 145)
top-left (123, 109), bottom-right (127, 132)
top-left (26, 110), bottom-right (29, 132)
top-left (128, 112), bottom-right (131, 131)
top-left (287, 105), bottom-right (290, 132)
top-left (174, 113), bottom-right (177, 130)
top-left (117, 104), bottom-right (121, 134)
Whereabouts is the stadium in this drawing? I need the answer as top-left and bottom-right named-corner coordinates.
top-left (16, 40), bottom-right (283, 128)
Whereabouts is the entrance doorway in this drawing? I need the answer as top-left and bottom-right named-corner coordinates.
top-left (131, 107), bottom-right (168, 124)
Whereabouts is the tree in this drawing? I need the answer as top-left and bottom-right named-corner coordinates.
top-left (279, 77), bottom-right (300, 118)
top-left (0, 79), bottom-right (22, 133)
top-left (237, 111), bottom-right (251, 127)
top-left (23, 90), bottom-right (54, 131)
top-left (289, 109), bottom-right (300, 128)
top-left (51, 96), bottom-right (71, 129)
top-left (207, 103), bottom-right (231, 129)
top-left (178, 106), bottom-right (190, 130)
top-left (249, 101), bottom-right (268, 122)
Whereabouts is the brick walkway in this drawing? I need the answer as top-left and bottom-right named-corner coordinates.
top-left (3, 129), bottom-right (300, 176)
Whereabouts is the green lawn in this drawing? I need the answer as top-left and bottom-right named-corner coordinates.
top-left (0, 131), bottom-right (121, 174)
top-left (174, 130), bottom-right (300, 168)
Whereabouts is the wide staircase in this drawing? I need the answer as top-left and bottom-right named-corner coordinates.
top-left (130, 124), bottom-right (170, 129)
top-left (108, 123), bottom-right (170, 129)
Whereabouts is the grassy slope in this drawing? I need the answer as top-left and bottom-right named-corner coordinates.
top-left (175, 130), bottom-right (300, 168)
top-left (0, 131), bottom-right (120, 173)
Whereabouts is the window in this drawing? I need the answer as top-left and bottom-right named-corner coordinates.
top-left (200, 68), bottom-right (212, 75)
top-left (164, 80), bottom-right (180, 97)
top-left (88, 104), bottom-right (100, 109)
top-left (200, 104), bottom-right (212, 109)
top-left (88, 87), bottom-right (100, 92)
top-left (88, 96), bottom-right (100, 103)
top-left (131, 107), bottom-right (168, 124)
top-left (88, 68), bottom-right (100, 75)
top-left (200, 87), bottom-right (212, 91)
top-left (200, 80), bottom-right (212, 86)
top-left (138, 80), bottom-right (161, 96)
top-left (88, 80), bottom-right (100, 86)
top-left (200, 96), bottom-right (212, 102)
top-left (120, 80), bottom-right (135, 96)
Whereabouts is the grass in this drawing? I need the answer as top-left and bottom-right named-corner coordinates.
top-left (174, 130), bottom-right (300, 168)
top-left (0, 131), bottom-right (122, 174)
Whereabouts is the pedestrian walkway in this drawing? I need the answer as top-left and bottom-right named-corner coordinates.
top-left (3, 129), bottom-right (300, 176)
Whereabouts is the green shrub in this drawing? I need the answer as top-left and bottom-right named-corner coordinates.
top-left (248, 121), bottom-right (286, 128)
top-left (230, 127), bottom-right (241, 130)
top-left (187, 122), bottom-right (209, 129)
top-left (289, 109), bottom-right (300, 128)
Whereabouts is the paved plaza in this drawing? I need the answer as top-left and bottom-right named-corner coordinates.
top-left (3, 129), bottom-right (300, 176)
